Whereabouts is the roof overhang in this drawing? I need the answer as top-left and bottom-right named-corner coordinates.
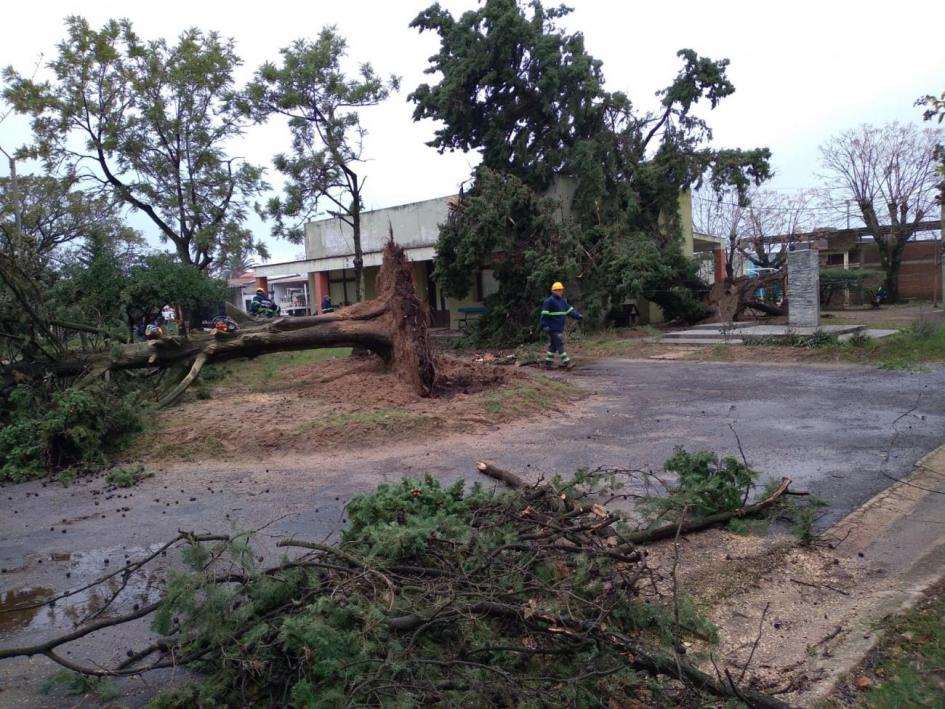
top-left (253, 246), bottom-right (437, 278)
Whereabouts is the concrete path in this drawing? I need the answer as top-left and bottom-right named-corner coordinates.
top-left (2, 359), bottom-right (945, 705)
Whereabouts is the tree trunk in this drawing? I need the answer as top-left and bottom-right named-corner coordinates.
top-left (884, 235), bottom-right (909, 303)
top-left (351, 174), bottom-right (364, 303)
top-left (707, 273), bottom-right (786, 322)
top-left (15, 239), bottom-right (436, 401)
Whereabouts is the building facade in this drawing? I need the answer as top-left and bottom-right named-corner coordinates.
top-left (252, 189), bottom-right (726, 327)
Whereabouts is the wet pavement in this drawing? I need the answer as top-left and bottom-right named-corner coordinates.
top-left (2, 358), bottom-right (944, 705)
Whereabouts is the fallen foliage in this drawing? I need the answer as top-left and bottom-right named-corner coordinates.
top-left (0, 458), bottom-right (797, 708)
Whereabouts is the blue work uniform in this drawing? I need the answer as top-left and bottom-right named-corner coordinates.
top-left (539, 293), bottom-right (582, 366)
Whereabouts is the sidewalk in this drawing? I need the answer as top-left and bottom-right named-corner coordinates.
top-left (701, 445), bottom-right (945, 703)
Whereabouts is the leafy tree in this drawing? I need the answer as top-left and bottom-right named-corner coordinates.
top-left (436, 167), bottom-right (583, 342)
top-left (122, 253), bottom-right (227, 327)
top-left (3, 16), bottom-right (268, 270)
top-left (410, 1), bottom-right (604, 190)
top-left (410, 0), bottom-right (770, 342)
top-left (918, 90), bottom-right (945, 125)
top-left (246, 27), bottom-right (399, 301)
top-left (0, 173), bottom-right (140, 358)
top-left (819, 122), bottom-right (943, 301)
top-left (212, 247), bottom-right (257, 280)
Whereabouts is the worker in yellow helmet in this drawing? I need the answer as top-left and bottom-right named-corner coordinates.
top-left (539, 281), bottom-right (582, 370)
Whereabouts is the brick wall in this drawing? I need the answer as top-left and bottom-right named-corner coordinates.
top-left (855, 240), bottom-right (942, 300)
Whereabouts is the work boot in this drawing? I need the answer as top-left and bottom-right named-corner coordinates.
top-left (560, 362), bottom-right (574, 371)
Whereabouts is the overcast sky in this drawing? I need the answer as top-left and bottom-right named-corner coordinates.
top-left (2, 0), bottom-right (942, 263)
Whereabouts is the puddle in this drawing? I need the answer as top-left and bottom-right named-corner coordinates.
top-left (0, 587), bottom-right (54, 635)
top-left (0, 545), bottom-right (165, 638)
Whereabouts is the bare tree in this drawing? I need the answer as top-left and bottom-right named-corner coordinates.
top-left (693, 188), bottom-right (815, 278)
top-left (739, 189), bottom-right (817, 270)
top-left (917, 89), bottom-right (945, 241)
top-left (693, 189), bottom-right (747, 280)
top-left (820, 122), bottom-right (943, 301)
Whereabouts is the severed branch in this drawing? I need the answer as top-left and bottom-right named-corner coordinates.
top-left (624, 477), bottom-right (792, 545)
top-left (477, 461), bottom-right (527, 489)
top-left (157, 351), bottom-right (208, 409)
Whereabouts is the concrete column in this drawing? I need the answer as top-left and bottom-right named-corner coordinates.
top-left (788, 248), bottom-right (819, 328)
top-left (843, 250), bottom-right (850, 307)
top-left (313, 271), bottom-right (330, 314)
top-left (713, 248), bottom-right (726, 284)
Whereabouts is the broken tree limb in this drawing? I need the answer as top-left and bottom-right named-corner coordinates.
top-left (624, 477), bottom-right (792, 545)
top-left (157, 351), bottom-right (208, 409)
top-left (0, 471), bottom-right (801, 708)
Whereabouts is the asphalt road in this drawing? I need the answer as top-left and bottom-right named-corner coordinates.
top-left (2, 358), bottom-right (944, 705)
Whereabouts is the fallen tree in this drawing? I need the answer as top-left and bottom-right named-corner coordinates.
top-left (7, 237), bottom-right (436, 403)
top-left (0, 459), bottom-right (798, 708)
top-left (707, 271), bottom-right (787, 322)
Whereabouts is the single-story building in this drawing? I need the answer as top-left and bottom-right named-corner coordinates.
top-left (252, 187), bottom-right (727, 328)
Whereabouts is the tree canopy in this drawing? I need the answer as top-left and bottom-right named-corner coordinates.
top-left (3, 16), bottom-right (268, 271)
top-left (246, 26), bottom-right (399, 300)
top-left (410, 0), bottom-right (770, 341)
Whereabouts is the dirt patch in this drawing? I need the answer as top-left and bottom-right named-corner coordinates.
top-left (127, 353), bottom-right (580, 464)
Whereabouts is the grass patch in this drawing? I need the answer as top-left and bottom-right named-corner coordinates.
top-left (697, 323), bottom-right (945, 369)
top-left (832, 577), bottom-right (945, 707)
top-left (202, 348), bottom-right (352, 392)
top-left (294, 408), bottom-right (432, 436)
top-left (481, 377), bottom-right (580, 417)
top-left (568, 330), bottom-right (667, 359)
top-left (834, 324), bottom-right (945, 370)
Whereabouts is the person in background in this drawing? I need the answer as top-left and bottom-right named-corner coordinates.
top-left (249, 288), bottom-right (279, 318)
top-left (321, 294), bottom-right (334, 314)
top-left (539, 281), bottom-right (582, 370)
top-left (144, 315), bottom-right (166, 339)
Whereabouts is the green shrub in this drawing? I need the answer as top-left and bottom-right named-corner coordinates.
top-left (847, 331), bottom-right (872, 347)
top-left (105, 465), bottom-right (150, 488)
top-left (742, 329), bottom-right (838, 348)
top-left (0, 384), bottom-right (144, 482)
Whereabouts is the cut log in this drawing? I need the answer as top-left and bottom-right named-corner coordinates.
top-left (16, 238), bottom-right (437, 398)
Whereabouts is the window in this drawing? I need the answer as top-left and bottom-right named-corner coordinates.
top-left (825, 253), bottom-right (845, 266)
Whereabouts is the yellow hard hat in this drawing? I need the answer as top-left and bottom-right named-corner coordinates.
top-left (551, 281), bottom-right (564, 291)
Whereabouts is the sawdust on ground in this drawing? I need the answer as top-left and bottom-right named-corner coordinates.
top-left (647, 528), bottom-right (866, 701)
top-left (128, 354), bottom-right (583, 464)
top-left (644, 457), bottom-right (945, 708)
